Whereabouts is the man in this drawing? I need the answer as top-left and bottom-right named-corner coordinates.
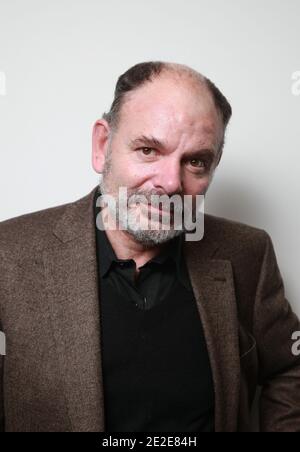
top-left (0, 61), bottom-right (299, 432)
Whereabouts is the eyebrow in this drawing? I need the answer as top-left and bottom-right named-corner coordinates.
top-left (128, 134), bottom-right (217, 160)
top-left (128, 135), bottom-right (165, 149)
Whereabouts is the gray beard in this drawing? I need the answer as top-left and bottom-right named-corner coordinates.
top-left (98, 175), bottom-right (185, 248)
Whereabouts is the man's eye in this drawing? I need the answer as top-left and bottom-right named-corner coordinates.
top-left (189, 158), bottom-right (206, 169)
top-left (139, 147), bottom-right (156, 156)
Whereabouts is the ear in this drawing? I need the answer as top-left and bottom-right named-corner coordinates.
top-left (92, 119), bottom-right (111, 173)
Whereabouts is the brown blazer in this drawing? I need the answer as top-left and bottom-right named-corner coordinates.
top-left (0, 186), bottom-right (299, 432)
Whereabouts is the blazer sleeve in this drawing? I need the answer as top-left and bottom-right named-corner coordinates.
top-left (254, 231), bottom-right (300, 432)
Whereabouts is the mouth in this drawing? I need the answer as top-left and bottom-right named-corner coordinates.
top-left (146, 203), bottom-right (174, 215)
top-left (129, 202), bottom-right (174, 219)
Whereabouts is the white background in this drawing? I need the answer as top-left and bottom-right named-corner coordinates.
top-left (0, 0), bottom-right (299, 315)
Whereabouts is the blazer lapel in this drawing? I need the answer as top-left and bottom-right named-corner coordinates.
top-left (43, 187), bottom-right (105, 432)
top-left (184, 234), bottom-right (241, 432)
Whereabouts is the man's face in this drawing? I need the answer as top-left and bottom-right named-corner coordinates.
top-left (95, 74), bottom-right (224, 246)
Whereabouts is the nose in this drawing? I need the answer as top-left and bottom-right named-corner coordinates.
top-left (152, 157), bottom-right (183, 195)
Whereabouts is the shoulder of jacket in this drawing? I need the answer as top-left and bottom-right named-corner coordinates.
top-left (0, 200), bottom-right (73, 262)
top-left (204, 212), bottom-right (270, 254)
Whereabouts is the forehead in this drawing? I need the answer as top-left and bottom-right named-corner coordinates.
top-left (117, 75), bottom-right (223, 149)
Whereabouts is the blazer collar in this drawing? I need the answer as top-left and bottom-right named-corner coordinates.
top-left (184, 238), bottom-right (240, 432)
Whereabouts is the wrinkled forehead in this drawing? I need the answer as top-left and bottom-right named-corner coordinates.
top-left (117, 76), bottom-right (223, 149)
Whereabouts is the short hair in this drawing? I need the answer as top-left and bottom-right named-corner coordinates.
top-left (102, 61), bottom-right (232, 155)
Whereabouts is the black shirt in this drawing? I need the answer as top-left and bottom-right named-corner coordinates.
top-left (97, 205), bottom-right (192, 311)
top-left (94, 188), bottom-right (215, 432)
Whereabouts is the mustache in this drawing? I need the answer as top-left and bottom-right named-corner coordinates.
top-left (125, 189), bottom-right (187, 214)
